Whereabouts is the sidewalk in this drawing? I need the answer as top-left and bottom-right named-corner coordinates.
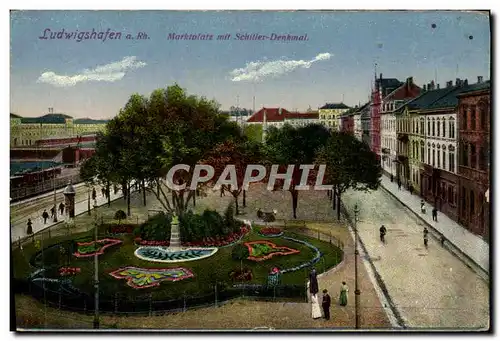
top-left (379, 175), bottom-right (489, 276)
top-left (11, 181), bottom-right (137, 243)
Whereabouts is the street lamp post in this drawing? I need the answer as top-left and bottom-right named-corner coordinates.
top-left (53, 172), bottom-right (58, 223)
top-left (354, 204), bottom-right (361, 329)
top-left (93, 202), bottom-right (100, 329)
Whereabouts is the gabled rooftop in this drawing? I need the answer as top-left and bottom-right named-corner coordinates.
top-left (319, 103), bottom-right (351, 110)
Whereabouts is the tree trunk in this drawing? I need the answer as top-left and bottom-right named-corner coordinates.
top-left (87, 188), bottom-right (91, 215)
top-left (336, 191), bottom-right (341, 221)
top-left (234, 195), bottom-right (239, 215)
top-left (107, 182), bottom-right (111, 207)
top-left (290, 189), bottom-right (299, 219)
top-left (332, 186), bottom-right (337, 209)
top-left (157, 181), bottom-right (160, 197)
top-left (142, 179), bottom-right (147, 206)
top-left (243, 190), bottom-right (246, 207)
top-left (193, 190), bottom-right (196, 207)
top-left (122, 181), bottom-right (127, 202)
top-left (127, 182), bottom-right (131, 217)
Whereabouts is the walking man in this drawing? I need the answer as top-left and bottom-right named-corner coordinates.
top-left (409, 184), bottom-right (414, 195)
top-left (59, 202), bottom-right (65, 216)
top-left (322, 289), bottom-right (331, 320)
top-left (379, 225), bottom-right (387, 243)
top-left (42, 210), bottom-right (49, 224)
top-left (432, 207), bottom-right (438, 222)
top-left (50, 205), bottom-right (55, 218)
top-left (423, 227), bottom-right (429, 248)
top-left (92, 187), bottom-right (97, 201)
top-left (397, 179), bottom-right (402, 190)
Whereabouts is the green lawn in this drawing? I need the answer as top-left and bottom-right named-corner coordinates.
top-left (13, 224), bottom-right (343, 302)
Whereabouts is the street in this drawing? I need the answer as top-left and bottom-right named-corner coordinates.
top-left (341, 188), bottom-right (489, 329)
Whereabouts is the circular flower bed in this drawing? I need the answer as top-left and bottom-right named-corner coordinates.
top-left (279, 236), bottom-right (323, 274)
top-left (258, 227), bottom-right (284, 237)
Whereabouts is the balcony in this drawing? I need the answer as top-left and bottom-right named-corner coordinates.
top-left (382, 148), bottom-right (390, 154)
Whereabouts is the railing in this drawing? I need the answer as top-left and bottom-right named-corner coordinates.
top-left (10, 174), bottom-right (82, 202)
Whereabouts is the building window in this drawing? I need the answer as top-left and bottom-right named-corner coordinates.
top-left (471, 144), bottom-right (477, 168)
top-left (432, 119), bottom-right (435, 136)
top-left (437, 148), bottom-right (440, 168)
top-left (437, 119), bottom-right (440, 136)
top-left (462, 106), bottom-right (467, 130)
top-left (421, 142), bottom-right (425, 162)
top-left (448, 186), bottom-right (453, 205)
top-left (416, 119), bottom-right (419, 134)
top-left (443, 150), bottom-right (446, 170)
top-left (428, 119), bottom-right (431, 135)
top-left (461, 143), bottom-right (469, 167)
top-left (428, 147), bottom-right (431, 164)
top-left (442, 119), bottom-right (446, 137)
top-left (470, 190), bottom-right (475, 215)
top-left (449, 146), bottom-right (455, 173)
top-left (432, 148), bottom-right (435, 166)
top-left (471, 105), bottom-right (476, 130)
top-left (480, 104), bottom-right (487, 129)
top-left (479, 146), bottom-right (486, 170)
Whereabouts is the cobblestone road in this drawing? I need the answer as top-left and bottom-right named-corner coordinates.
top-left (341, 188), bottom-right (490, 330)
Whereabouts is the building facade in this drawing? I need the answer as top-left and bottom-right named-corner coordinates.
top-left (10, 113), bottom-right (108, 148)
top-left (381, 77), bottom-right (421, 179)
top-left (456, 79), bottom-right (491, 239)
top-left (246, 107), bottom-right (319, 128)
top-left (318, 103), bottom-right (351, 130)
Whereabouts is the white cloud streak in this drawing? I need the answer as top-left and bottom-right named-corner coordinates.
top-left (230, 52), bottom-right (333, 82)
top-left (37, 56), bottom-right (147, 87)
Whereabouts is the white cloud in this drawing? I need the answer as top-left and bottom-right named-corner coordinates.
top-left (37, 56), bottom-right (147, 87)
top-left (230, 52), bottom-right (333, 82)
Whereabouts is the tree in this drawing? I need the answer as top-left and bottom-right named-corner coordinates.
top-left (243, 124), bottom-right (263, 143)
top-left (201, 139), bottom-right (263, 215)
top-left (264, 124), bottom-right (331, 219)
top-left (315, 132), bottom-right (382, 220)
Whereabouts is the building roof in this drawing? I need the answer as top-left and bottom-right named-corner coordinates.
top-left (246, 108), bottom-right (292, 122)
top-left (457, 80), bottom-right (491, 96)
top-left (10, 113), bottom-right (22, 118)
top-left (73, 118), bottom-right (110, 124)
top-left (319, 103), bottom-right (351, 110)
top-left (383, 77), bottom-right (422, 102)
top-left (403, 87), bottom-right (457, 111)
top-left (376, 76), bottom-right (404, 97)
top-left (285, 112), bottom-right (319, 120)
top-left (20, 113), bottom-right (73, 124)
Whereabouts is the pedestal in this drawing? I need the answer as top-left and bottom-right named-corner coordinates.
top-left (65, 194), bottom-right (76, 218)
top-left (168, 222), bottom-right (181, 251)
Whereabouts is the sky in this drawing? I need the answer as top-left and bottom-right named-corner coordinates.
top-left (10, 10), bottom-right (491, 119)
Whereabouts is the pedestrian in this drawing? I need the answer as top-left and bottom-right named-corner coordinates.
top-left (339, 281), bottom-right (349, 306)
top-left (397, 179), bottom-right (402, 190)
top-left (390, 174), bottom-right (394, 182)
top-left (50, 205), bottom-right (55, 218)
top-left (322, 289), bottom-right (331, 320)
top-left (420, 200), bottom-right (426, 214)
top-left (92, 187), bottom-right (97, 201)
top-left (409, 184), bottom-right (414, 195)
top-left (42, 210), bottom-right (49, 224)
top-left (379, 225), bottom-right (387, 243)
top-left (311, 292), bottom-right (322, 319)
top-left (26, 218), bottom-right (33, 235)
top-left (101, 187), bottom-right (106, 197)
top-left (309, 268), bottom-right (319, 296)
top-left (114, 185), bottom-right (118, 195)
top-left (59, 202), bottom-right (65, 215)
top-left (423, 227), bottom-right (429, 248)
top-left (432, 207), bottom-right (438, 222)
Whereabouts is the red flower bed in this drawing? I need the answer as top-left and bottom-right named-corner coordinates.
top-left (259, 227), bottom-right (283, 236)
top-left (134, 238), bottom-right (169, 246)
top-left (108, 224), bottom-right (136, 234)
top-left (59, 267), bottom-right (81, 276)
top-left (183, 225), bottom-right (250, 247)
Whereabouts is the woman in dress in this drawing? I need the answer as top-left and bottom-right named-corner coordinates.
top-left (339, 281), bottom-right (349, 306)
top-left (311, 293), bottom-right (322, 319)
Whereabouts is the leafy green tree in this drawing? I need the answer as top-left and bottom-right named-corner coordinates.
top-left (264, 123), bottom-right (331, 219)
top-left (315, 132), bottom-right (382, 220)
top-left (243, 124), bottom-right (263, 143)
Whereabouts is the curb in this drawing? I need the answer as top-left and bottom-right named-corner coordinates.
top-left (380, 185), bottom-right (489, 283)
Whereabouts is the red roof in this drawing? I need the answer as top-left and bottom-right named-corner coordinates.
top-left (246, 108), bottom-right (318, 122)
top-left (384, 79), bottom-right (421, 101)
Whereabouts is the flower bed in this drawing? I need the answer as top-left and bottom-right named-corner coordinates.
top-left (107, 224), bottom-right (136, 235)
top-left (109, 266), bottom-right (195, 289)
top-left (244, 240), bottom-right (300, 262)
top-left (73, 238), bottom-right (122, 258)
top-left (183, 225), bottom-right (250, 248)
top-left (279, 236), bottom-right (323, 274)
top-left (59, 267), bottom-right (81, 276)
top-left (134, 238), bottom-right (169, 246)
top-left (258, 227), bottom-right (284, 237)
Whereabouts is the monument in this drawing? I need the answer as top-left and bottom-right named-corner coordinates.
top-left (168, 214), bottom-right (182, 251)
top-left (63, 181), bottom-right (76, 225)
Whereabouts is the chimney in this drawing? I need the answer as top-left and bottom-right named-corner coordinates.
top-left (478, 76), bottom-right (483, 83)
top-left (446, 80), bottom-right (453, 88)
top-left (406, 77), bottom-right (413, 84)
top-left (278, 107), bottom-right (282, 115)
top-left (430, 80), bottom-right (435, 90)
top-left (423, 84), bottom-right (427, 91)
top-left (437, 83), bottom-right (440, 89)
top-left (455, 78), bottom-right (461, 86)
top-left (463, 79), bottom-right (468, 86)
top-left (380, 73), bottom-right (383, 80)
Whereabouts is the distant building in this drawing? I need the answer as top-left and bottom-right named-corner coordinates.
top-left (10, 112), bottom-right (109, 148)
top-left (246, 107), bottom-right (319, 128)
top-left (318, 103), bottom-right (351, 131)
